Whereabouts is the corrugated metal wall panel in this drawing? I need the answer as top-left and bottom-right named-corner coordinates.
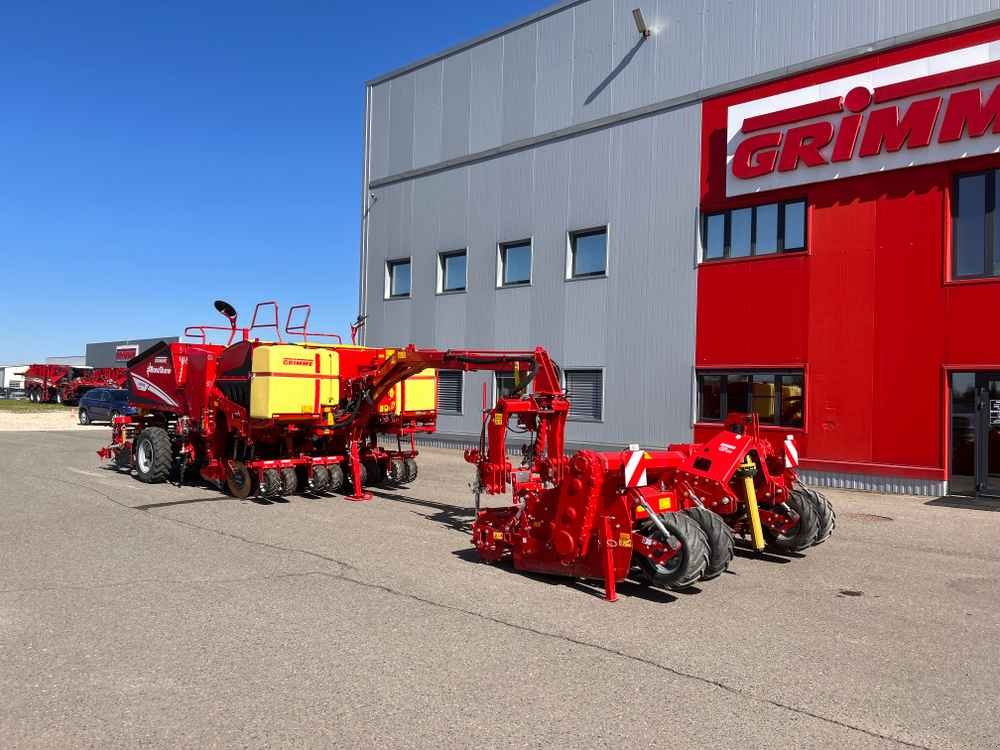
top-left (368, 83), bottom-right (391, 182)
top-left (411, 63), bottom-right (444, 170)
top-left (609, 0), bottom-right (656, 113)
top-left (753, 0), bottom-right (816, 74)
top-left (571, 0), bottom-right (614, 123)
top-left (812, 0), bottom-right (880, 58)
top-left (441, 53), bottom-right (472, 160)
top-left (700, 1), bottom-right (758, 89)
top-left (468, 38), bottom-right (504, 153)
top-left (534, 15), bottom-right (575, 135)
top-left (387, 76), bottom-right (415, 176)
top-left (649, 0), bottom-right (704, 105)
top-left (501, 25), bottom-right (538, 144)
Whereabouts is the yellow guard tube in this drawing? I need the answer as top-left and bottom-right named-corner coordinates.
top-left (739, 456), bottom-right (766, 552)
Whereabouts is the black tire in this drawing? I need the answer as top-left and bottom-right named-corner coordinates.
top-left (261, 468), bottom-right (283, 497)
top-left (310, 465), bottom-right (331, 493)
top-left (345, 461), bottom-right (368, 489)
top-left (78, 408), bottom-right (90, 425)
top-left (280, 467), bottom-right (298, 495)
top-left (403, 458), bottom-right (418, 483)
top-left (134, 427), bottom-right (173, 484)
top-left (387, 458), bottom-right (406, 485)
top-left (364, 460), bottom-right (384, 486)
top-left (226, 462), bottom-right (255, 498)
top-left (634, 512), bottom-right (710, 590)
top-left (327, 464), bottom-right (345, 492)
top-left (683, 506), bottom-right (734, 580)
top-left (803, 487), bottom-right (836, 545)
top-left (765, 491), bottom-right (819, 552)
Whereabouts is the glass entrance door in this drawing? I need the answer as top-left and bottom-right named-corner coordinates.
top-left (979, 375), bottom-right (1000, 496)
top-left (952, 373), bottom-right (1000, 497)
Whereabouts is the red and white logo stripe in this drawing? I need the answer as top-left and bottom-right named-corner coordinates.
top-left (624, 444), bottom-right (648, 488)
top-left (784, 434), bottom-right (800, 469)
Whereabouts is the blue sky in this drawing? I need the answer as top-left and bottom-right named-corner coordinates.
top-left (0, 0), bottom-right (547, 363)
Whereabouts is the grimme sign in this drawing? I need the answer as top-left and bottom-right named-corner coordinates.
top-left (726, 40), bottom-right (1000, 197)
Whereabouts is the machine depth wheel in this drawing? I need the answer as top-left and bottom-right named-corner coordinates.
top-left (803, 487), bottom-right (836, 545)
top-left (134, 427), bottom-right (173, 484)
top-left (765, 491), bottom-right (819, 552)
top-left (403, 458), bottom-right (418, 483)
top-left (78, 408), bottom-right (90, 425)
top-left (112, 447), bottom-right (132, 471)
top-left (54, 391), bottom-right (63, 405)
top-left (280, 467), bottom-right (298, 495)
top-left (226, 461), bottom-right (255, 499)
top-left (261, 468), bottom-right (283, 498)
top-left (683, 506), bottom-right (734, 580)
top-left (364, 460), bottom-right (384, 486)
top-left (634, 512), bottom-right (709, 590)
top-left (327, 464), bottom-right (345, 492)
top-left (386, 458), bottom-right (406, 485)
top-left (310, 465), bottom-right (331, 493)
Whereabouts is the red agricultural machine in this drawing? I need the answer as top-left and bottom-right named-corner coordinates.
top-left (100, 299), bottom-right (834, 601)
top-left (23, 364), bottom-right (125, 405)
top-left (100, 300), bottom-right (436, 499)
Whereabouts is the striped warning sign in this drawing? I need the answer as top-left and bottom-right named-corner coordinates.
top-left (624, 445), bottom-right (649, 488)
top-left (784, 434), bottom-right (799, 469)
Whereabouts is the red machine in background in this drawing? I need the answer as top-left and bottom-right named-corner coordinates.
top-left (23, 364), bottom-right (125, 404)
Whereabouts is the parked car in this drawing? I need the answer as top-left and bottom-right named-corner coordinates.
top-left (78, 388), bottom-right (136, 425)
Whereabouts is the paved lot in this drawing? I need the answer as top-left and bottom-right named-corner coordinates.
top-left (1, 428), bottom-right (999, 749)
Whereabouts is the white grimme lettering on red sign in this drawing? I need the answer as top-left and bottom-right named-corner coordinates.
top-left (725, 40), bottom-right (1000, 196)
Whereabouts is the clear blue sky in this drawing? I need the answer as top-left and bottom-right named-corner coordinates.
top-left (0, 0), bottom-right (547, 363)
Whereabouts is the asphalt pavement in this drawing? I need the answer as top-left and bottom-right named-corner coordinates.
top-left (1, 428), bottom-right (998, 749)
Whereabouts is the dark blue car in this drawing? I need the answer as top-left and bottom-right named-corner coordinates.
top-left (78, 388), bottom-right (136, 425)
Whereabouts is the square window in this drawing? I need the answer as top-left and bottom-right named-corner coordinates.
top-left (564, 369), bottom-right (603, 421)
top-left (779, 374), bottom-right (804, 427)
top-left (699, 374), bottom-right (722, 420)
top-left (438, 250), bottom-right (467, 293)
top-left (436, 371), bottom-right (463, 415)
top-left (751, 373), bottom-right (776, 424)
top-left (386, 258), bottom-right (411, 298)
top-left (499, 240), bottom-right (532, 286)
top-left (495, 372), bottom-right (520, 403)
top-left (569, 228), bottom-right (607, 278)
top-left (726, 374), bottom-right (750, 414)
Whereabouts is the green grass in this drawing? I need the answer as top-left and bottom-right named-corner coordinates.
top-left (0, 400), bottom-right (70, 414)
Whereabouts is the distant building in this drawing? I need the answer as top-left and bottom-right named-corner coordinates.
top-left (85, 338), bottom-right (178, 369)
top-left (0, 364), bottom-right (28, 389)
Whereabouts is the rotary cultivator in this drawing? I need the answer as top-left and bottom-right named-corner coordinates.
top-left (99, 299), bottom-right (835, 602)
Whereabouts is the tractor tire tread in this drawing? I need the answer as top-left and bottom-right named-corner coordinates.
top-left (135, 427), bottom-right (173, 484)
top-left (683, 506), bottom-right (734, 580)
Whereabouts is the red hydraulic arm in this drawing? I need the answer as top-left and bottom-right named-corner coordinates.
top-left (334, 346), bottom-right (568, 500)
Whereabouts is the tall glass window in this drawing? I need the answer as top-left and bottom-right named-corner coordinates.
top-left (953, 172), bottom-right (993, 279)
top-left (697, 371), bottom-right (804, 428)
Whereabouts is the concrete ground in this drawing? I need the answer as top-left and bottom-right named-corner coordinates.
top-left (1, 428), bottom-right (998, 749)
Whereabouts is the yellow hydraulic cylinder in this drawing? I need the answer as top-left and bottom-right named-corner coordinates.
top-left (739, 457), bottom-right (767, 552)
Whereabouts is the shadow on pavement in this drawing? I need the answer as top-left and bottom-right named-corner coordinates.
top-left (925, 495), bottom-right (1000, 512)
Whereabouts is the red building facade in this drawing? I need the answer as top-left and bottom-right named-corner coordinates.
top-left (697, 22), bottom-right (1000, 496)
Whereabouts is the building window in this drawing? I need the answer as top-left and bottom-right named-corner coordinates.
top-left (498, 240), bottom-right (532, 287)
top-left (953, 170), bottom-right (999, 279)
top-left (494, 372), bottom-right (522, 403)
top-left (564, 369), bottom-right (604, 422)
top-left (436, 370), bottom-right (463, 415)
top-left (386, 258), bottom-right (411, 299)
top-left (697, 370), bottom-right (804, 427)
top-left (568, 227), bottom-right (608, 278)
top-left (702, 200), bottom-right (807, 261)
top-left (438, 250), bottom-right (467, 293)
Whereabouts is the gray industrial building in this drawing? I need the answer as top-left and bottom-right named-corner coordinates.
top-left (358, 0), bottom-right (1000, 451)
top-left (85, 338), bottom-right (178, 369)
